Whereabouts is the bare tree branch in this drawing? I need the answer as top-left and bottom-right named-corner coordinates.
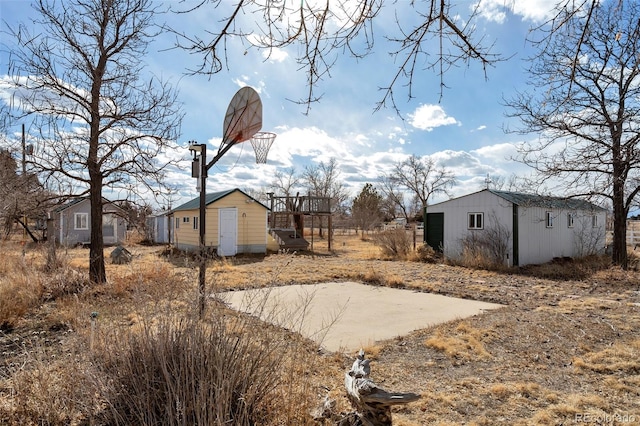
top-left (170, 0), bottom-right (504, 115)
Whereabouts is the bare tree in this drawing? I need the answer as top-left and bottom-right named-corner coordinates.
top-left (170, 1), bottom-right (607, 114)
top-left (242, 186), bottom-right (269, 205)
top-left (506, 1), bottom-right (640, 269)
top-left (386, 155), bottom-right (456, 221)
top-left (0, 149), bottom-right (50, 240)
top-left (6, 0), bottom-right (183, 283)
top-left (378, 175), bottom-right (407, 221)
top-left (0, 150), bottom-right (22, 238)
top-left (301, 158), bottom-right (349, 236)
top-left (269, 167), bottom-right (302, 197)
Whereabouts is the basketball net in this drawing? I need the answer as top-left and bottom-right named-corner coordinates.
top-left (249, 131), bottom-right (276, 164)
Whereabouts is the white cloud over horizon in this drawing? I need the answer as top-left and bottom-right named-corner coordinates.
top-left (409, 104), bottom-right (459, 131)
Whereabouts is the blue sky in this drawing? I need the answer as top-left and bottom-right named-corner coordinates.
top-left (0, 0), bottom-right (562, 209)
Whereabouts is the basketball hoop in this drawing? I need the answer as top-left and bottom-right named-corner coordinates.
top-left (250, 131), bottom-right (276, 164)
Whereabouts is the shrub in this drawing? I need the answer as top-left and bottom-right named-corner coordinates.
top-left (0, 257), bottom-right (44, 328)
top-left (371, 228), bottom-right (412, 259)
top-left (96, 310), bottom-right (305, 425)
top-left (41, 268), bottom-right (89, 301)
top-left (458, 229), bottom-right (509, 270)
top-left (3, 340), bottom-right (104, 425)
top-left (413, 244), bottom-right (440, 263)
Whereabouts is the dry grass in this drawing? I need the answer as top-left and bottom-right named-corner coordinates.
top-left (424, 321), bottom-right (495, 361)
top-left (573, 340), bottom-right (640, 374)
top-left (2, 234), bottom-right (640, 425)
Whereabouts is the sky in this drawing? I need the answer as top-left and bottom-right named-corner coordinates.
top-left (0, 0), bottom-right (565, 210)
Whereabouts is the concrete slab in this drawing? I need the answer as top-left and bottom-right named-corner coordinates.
top-left (221, 282), bottom-right (503, 352)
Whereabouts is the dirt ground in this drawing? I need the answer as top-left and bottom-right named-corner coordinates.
top-left (210, 234), bottom-right (640, 425)
top-left (2, 232), bottom-right (640, 425)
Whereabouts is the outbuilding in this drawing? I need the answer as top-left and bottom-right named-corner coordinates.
top-left (171, 188), bottom-right (270, 255)
top-left (49, 197), bottom-right (127, 247)
top-left (424, 189), bottom-right (607, 266)
top-left (146, 210), bottom-right (172, 244)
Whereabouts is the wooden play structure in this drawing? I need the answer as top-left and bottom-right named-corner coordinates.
top-left (267, 193), bottom-right (333, 251)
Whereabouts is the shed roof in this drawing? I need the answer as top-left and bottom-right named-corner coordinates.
top-left (488, 189), bottom-right (606, 211)
top-left (171, 188), bottom-right (269, 212)
top-left (52, 197), bottom-right (87, 213)
top-left (429, 189), bottom-right (606, 211)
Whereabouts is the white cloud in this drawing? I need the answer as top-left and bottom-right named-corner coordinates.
top-left (262, 47), bottom-right (288, 63)
top-left (476, 0), bottom-right (558, 24)
top-left (475, 0), bottom-right (507, 24)
top-left (472, 142), bottom-right (517, 162)
top-left (409, 104), bottom-right (459, 131)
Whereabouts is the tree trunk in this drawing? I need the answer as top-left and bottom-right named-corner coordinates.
top-left (612, 143), bottom-right (628, 269)
top-left (89, 180), bottom-right (106, 284)
top-left (612, 191), bottom-right (628, 269)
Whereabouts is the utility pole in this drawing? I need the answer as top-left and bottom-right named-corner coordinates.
top-left (22, 123), bottom-right (26, 174)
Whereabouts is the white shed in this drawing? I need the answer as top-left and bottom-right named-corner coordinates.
top-left (424, 189), bottom-right (607, 266)
top-left (146, 210), bottom-right (171, 244)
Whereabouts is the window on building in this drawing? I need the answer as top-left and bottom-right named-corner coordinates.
top-left (468, 212), bottom-right (483, 229)
top-left (183, 217), bottom-right (190, 223)
top-left (74, 213), bottom-right (88, 230)
top-left (567, 213), bottom-right (574, 228)
top-left (175, 217), bottom-right (180, 229)
top-left (546, 212), bottom-right (554, 228)
top-left (193, 216), bottom-right (198, 230)
top-left (592, 215), bottom-right (598, 227)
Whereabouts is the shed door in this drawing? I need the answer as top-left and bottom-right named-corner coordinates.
top-left (218, 208), bottom-right (237, 256)
top-left (426, 213), bottom-right (444, 252)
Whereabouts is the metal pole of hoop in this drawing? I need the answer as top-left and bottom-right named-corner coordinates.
top-left (187, 133), bottom-right (276, 318)
top-left (187, 88), bottom-right (277, 319)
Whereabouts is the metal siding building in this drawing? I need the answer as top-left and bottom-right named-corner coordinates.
top-left (425, 189), bottom-right (607, 266)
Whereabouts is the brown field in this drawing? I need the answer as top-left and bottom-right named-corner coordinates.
top-left (1, 231), bottom-right (640, 425)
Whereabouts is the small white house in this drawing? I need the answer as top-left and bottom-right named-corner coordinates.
top-left (424, 189), bottom-right (607, 266)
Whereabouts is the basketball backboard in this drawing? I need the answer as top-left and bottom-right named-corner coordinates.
top-left (222, 87), bottom-right (262, 147)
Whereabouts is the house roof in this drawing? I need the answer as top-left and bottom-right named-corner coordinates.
top-left (52, 197), bottom-right (87, 213)
top-left (487, 189), bottom-right (606, 211)
top-left (170, 188), bottom-right (270, 212)
top-left (52, 196), bottom-right (126, 213)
